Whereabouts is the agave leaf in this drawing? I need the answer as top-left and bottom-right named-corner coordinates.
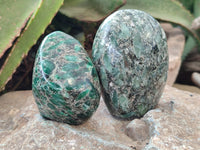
top-left (182, 36), bottom-right (196, 60)
top-left (182, 0), bottom-right (200, 60)
top-left (194, 0), bottom-right (200, 18)
top-left (121, 0), bottom-right (193, 27)
top-left (178, 0), bottom-right (194, 12)
top-left (0, 0), bottom-right (41, 58)
top-left (59, 0), bottom-right (126, 22)
top-left (0, 0), bottom-right (64, 91)
top-left (121, 0), bottom-right (200, 44)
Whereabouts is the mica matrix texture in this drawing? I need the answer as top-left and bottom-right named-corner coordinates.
top-left (32, 31), bottom-right (100, 125)
top-left (92, 9), bottom-right (168, 120)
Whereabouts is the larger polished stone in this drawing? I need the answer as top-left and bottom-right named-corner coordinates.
top-left (32, 31), bottom-right (100, 125)
top-left (92, 9), bottom-right (168, 120)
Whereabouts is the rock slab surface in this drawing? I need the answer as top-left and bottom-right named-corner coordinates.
top-left (0, 86), bottom-right (200, 150)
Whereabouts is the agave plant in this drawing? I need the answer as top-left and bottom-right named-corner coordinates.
top-left (0, 0), bottom-right (64, 93)
top-left (0, 0), bottom-right (200, 94)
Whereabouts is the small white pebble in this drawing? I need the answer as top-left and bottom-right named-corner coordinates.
top-left (191, 72), bottom-right (200, 88)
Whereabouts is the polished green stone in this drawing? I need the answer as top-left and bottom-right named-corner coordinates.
top-left (32, 31), bottom-right (100, 125)
top-left (92, 9), bottom-right (168, 120)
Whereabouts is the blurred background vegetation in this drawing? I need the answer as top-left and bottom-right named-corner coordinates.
top-left (0, 0), bottom-right (200, 95)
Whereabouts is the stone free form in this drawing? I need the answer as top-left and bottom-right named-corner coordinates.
top-left (32, 31), bottom-right (100, 125)
top-left (92, 9), bottom-right (168, 120)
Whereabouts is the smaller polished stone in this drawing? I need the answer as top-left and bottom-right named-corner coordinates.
top-left (92, 9), bottom-right (168, 120)
top-left (32, 31), bottom-right (100, 125)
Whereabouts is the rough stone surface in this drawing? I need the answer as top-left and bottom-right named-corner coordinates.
top-left (125, 119), bottom-right (149, 141)
top-left (0, 91), bottom-right (135, 150)
top-left (173, 83), bottom-right (200, 94)
top-left (161, 23), bottom-right (185, 86)
top-left (32, 31), bottom-right (100, 125)
top-left (1, 85), bottom-right (199, 150)
top-left (143, 86), bottom-right (200, 150)
top-left (92, 9), bottom-right (168, 120)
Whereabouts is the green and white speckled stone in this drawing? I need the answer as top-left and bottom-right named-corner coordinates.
top-left (92, 9), bottom-right (168, 120)
top-left (32, 31), bottom-right (100, 125)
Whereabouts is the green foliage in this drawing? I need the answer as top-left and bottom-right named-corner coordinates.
top-left (194, 0), bottom-right (200, 17)
top-left (122, 0), bottom-right (194, 27)
top-left (0, 0), bottom-right (41, 58)
top-left (1, 0), bottom-right (200, 93)
top-left (182, 0), bottom-right (200, 60)
top-left (59, 0), bottom-right (125, 22)
top-left (178, 0), bottom-right (194, 12)
top-left (182, 36), bottom-right (196, 60)
top-left (0, 0), bottom-right (64, 91)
